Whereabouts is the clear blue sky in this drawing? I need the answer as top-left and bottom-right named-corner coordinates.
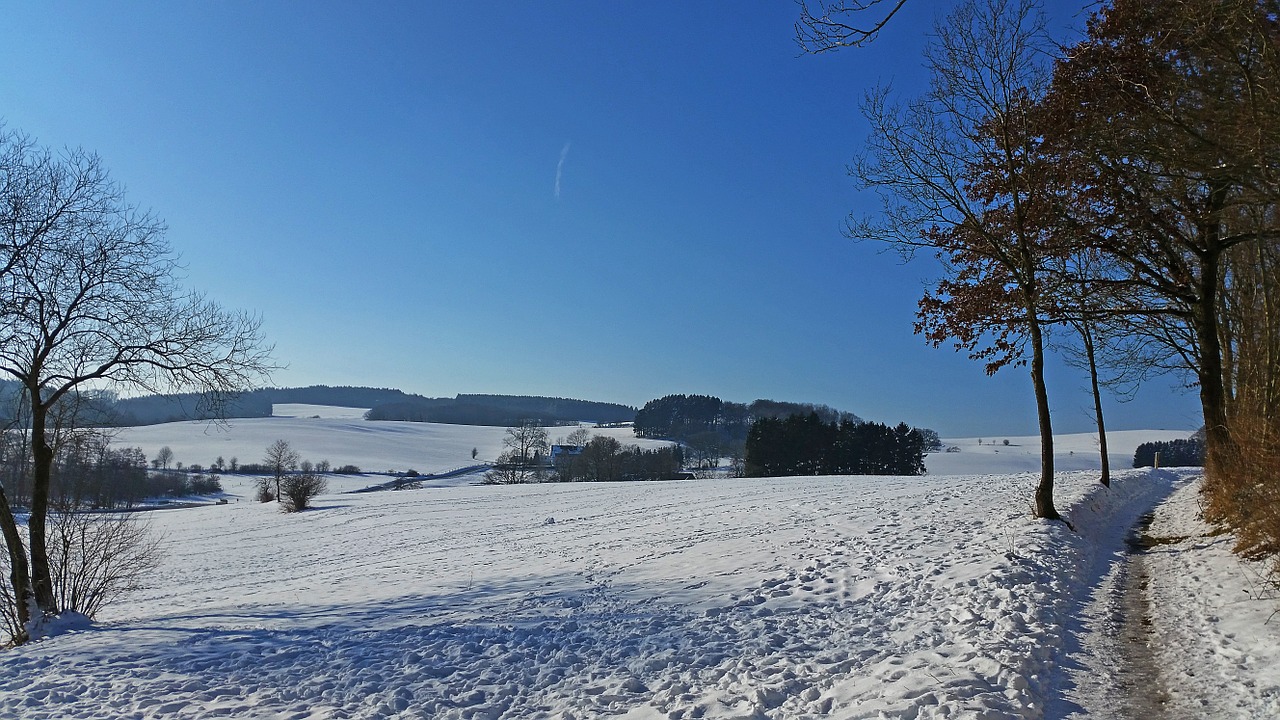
top-left (0, 1), bottom-right (1202, 436)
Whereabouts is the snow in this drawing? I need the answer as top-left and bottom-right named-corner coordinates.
top-left (1049, 473), bottom-right (1280, 719)
top-left (926, 429), bottom-right (1195, 476)
top-left (0, 414), bottom-right (1274, 718)
top-left (110, 404), bottom-right (672, 482)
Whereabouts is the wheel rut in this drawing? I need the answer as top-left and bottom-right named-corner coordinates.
top-left (1116, 511), bottom-right (1183, 719)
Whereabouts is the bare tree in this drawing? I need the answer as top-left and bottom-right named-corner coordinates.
top-left (846, 0), bottom-right (1067, 520)
top-left (485, 420), bottom-right (550, 484)
top-left (0, 132), bottom-right (273, 641)
top-left (503, 420), bottom-right (549, 466)
top-left (155, 446), bottom-right (175, 471)
top-left (564, 426), bottom-right (592, 447)
top-left (262, 440), bottom-right (300, 503)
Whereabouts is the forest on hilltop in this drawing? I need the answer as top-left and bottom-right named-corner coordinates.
top-left (1, 384), bottom-right (638, 428)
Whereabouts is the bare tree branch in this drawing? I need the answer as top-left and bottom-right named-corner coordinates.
top-left (795, 0), bottom-right (910, 52)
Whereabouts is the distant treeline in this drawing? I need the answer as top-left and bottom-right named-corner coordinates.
top-left (3, 384), bottom-right (637, 428)
top-left (110, 392), bottom-right (273, 425)
top-left (5, 384), bottom-right (923, 448)
top-left (0, 380), bottom-right (275, 427)
top-left (745, 413), bottom-right (927, 477)
top-left (634, 394), bottom-right (862, 447)
top-left (365, 393), bottom-right (636, 426)
top-left (1133, 438), bottom-right (1204, 468)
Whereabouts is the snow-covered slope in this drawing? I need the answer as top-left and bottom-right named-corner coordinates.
top-left (3, 413), bottom-right (1269, 718)
top-left (0, 461), bottom-right (1215, 719)
top-left (112, 403), bottom-right (1193, 482)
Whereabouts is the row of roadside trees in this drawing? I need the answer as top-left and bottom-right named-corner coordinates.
top-left (798, 0), bottom-right (1280, 552)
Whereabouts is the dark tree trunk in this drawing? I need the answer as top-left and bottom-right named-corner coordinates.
top-left (26, 393), bottom-right (58, 615)
top-left (1016, 230), bottom-right (1058, 521)
top-left (1197, 245), bottom-right (1231, 475)
top-left (1028, 315), bottom-right (1059, 520)
top-left (1081, 322), bottom-right (1111, 486)
top-left (1197, 185), bottom-right (1232, 479)
top-left (0, 486), bottom-right (33, 642)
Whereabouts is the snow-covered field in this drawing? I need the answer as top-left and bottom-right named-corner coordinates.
top-left (111, 404), bottom-right (1187, 485)
top-left (109, 404), bottom-right (674, 492)
top-left (924, 429), bottom-right (1193, 477)
top-left (1, 411), bottom-right (1275, 718)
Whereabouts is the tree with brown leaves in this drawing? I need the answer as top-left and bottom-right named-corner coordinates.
top-left (850, 0), bottom-right (1068, 520)
top-left (1042, 0), bottom-right (1280, 476)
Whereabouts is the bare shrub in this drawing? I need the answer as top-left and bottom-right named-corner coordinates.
top-left (0, 556), bottom-right (23, 646)
top-left (280, 471), bottom-right (327, 512)
top-left (47, 507), bottom-right (162, 618)
top-left (255, 479), bottom-right (274, 503)
top-left (1, 506), bottom-right (161, 645)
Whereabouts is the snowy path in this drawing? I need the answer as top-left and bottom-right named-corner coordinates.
top-left (1133, 479), bottom-right (1280, 717)
top-left (1056, 514), bottom-right (1171, 719)
top-left (1058, 475), bottom-right (1280, 719)
top-left (0, 469), bottom-right (1203, 718)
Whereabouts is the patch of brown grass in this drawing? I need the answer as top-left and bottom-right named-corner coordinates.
top-left (1203, 410), bottom-right (1280, 561)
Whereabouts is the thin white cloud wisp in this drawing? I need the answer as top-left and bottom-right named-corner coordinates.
top-left (555, 142), bottom-right (571, 199)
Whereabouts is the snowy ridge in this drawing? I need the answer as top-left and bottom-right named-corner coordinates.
top-left (0, 467), bottom-right (1200, 719)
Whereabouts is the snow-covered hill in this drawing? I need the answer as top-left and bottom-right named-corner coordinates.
top-left (2, 411), bottom-right (1272, 718)
top-left (0, 466), bottom-right (1187, 718)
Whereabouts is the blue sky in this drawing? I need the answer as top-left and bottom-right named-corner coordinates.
top-left (0, 1), bottom-right (1203, 436)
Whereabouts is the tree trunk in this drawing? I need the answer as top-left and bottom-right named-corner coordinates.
top-left (1197, 245), bottom-right (1232, 478)
top-left (0, 486), bottom-right (33, 643)
top-left (26, 394), bottom-right (59, 615)
top-left (1081, 321), bottom-right (1111, 486)
top-left (1028, 315), bottom-right (1059, 519)
top-left (1197, 186), bottom-right (1232, 480)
